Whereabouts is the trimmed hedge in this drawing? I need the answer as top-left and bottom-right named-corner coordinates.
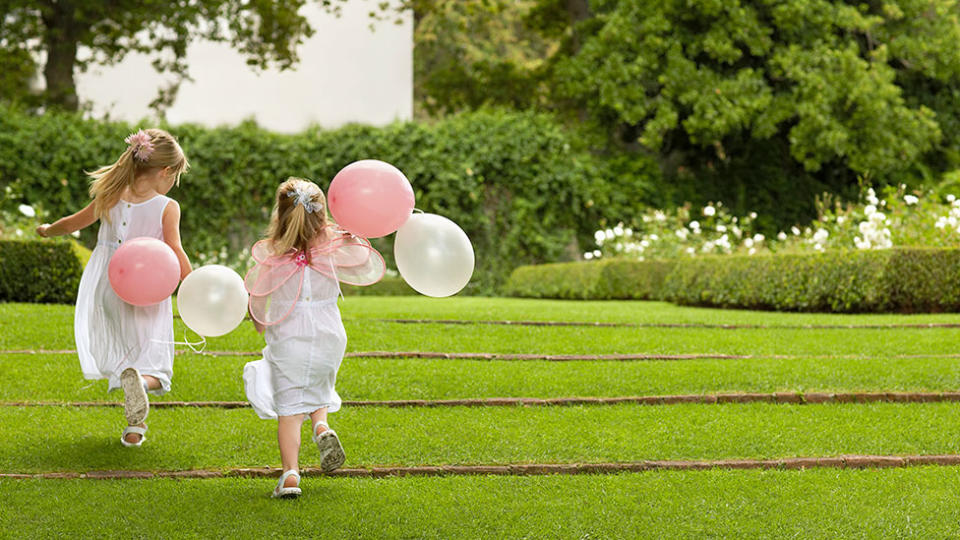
top-left (505, 248), bottom-right (960, 313)
top-left (0, 106), bottom-right (654, 295)
top-left (0, 239), bottom-right (84, 303)
top-left (504, 258), bottom-right (676, 300)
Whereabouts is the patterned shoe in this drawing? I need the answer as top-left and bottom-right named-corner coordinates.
top-left (120, 367), bottom-right (149, 426)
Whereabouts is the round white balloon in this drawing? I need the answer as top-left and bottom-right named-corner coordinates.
top-left (177, 264), bottom-right (249, 337)
top-left (394, 213), bottom-right (474, 297)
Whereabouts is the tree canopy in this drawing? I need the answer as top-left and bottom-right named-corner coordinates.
top-left (0, 0), bottom-right (328, 111)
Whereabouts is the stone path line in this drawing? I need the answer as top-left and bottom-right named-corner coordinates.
top-left (5, 391), bottom-right (960, 408)
top-left (5, 454), bottom-right (960, 480)
top-left (366, 318), bottom-right (960, 330)
top-left (6, 349), bottom-right (960, 361)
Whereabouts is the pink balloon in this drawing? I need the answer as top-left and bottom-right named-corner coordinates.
top-left (328, 160), bottom-right (415, 238)
top-left (108, 237), bottom-right (180, 306)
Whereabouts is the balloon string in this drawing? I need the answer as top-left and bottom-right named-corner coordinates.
top-left (412, 208), bottom-right (424, 214)
top-left (150, 329), bottom-right (207, 354)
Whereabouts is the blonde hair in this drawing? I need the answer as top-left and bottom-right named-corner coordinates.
top-left (87, 128), bottom-right (189, 221)
top-left (266, 177), bottom-right (330, 258)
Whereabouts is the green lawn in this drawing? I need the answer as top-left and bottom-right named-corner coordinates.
top-left (3, 297), bottom-right (960, 538)
top-left (6, 353), bottom-right (960, 403)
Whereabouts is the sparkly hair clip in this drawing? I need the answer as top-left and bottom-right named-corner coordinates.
top-left (287, 184), bottom-right (323, 213)
top-left (125, 130), bottom-right (155, 162)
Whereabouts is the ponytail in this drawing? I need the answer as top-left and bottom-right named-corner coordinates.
top-left (88, 148), bottom-right (138, 222)
top-left (87, 128), bottom-right (189, 222)
top-left (266, 178), bottom-right (330, 258)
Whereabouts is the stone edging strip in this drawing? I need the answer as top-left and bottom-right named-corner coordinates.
top-left (5, 454), bottom-right (960, 480)
top-left (5, 391), bottom-right (960, 409)
top-left (367, 318), bottom-right (960, 330)
top-left (6, 349), bottom-right (960, 361)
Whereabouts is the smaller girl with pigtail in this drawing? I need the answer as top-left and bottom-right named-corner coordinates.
top-left (37, 129), bottom-right (192, 447)
top-left (243, 177), bottom-right (384, 499)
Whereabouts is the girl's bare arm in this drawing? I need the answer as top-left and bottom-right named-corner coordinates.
top-left (36, 202), bottom-right (97, 237)
top-left (161, 200), bottom-right (193, 280)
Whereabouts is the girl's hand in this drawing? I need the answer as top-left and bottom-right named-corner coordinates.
top-left (36, 224), bottom-right (51, 237)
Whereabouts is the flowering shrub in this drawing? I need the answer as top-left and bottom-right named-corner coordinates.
top-left (588, 182), bottom-right (960, 260)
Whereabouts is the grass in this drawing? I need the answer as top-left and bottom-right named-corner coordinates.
top-left (3, 296), bottom-right (960, 537)
top-left (4, 311), bottom-right (960, 358)
top-left (4, 468), bottom-right (960, 538)
top-left (2, 402), bottom-right (960, 472)
top-left (6, 353), bottom-right (960, 403)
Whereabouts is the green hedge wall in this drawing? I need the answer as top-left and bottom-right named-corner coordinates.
top-left (0, 239), bottom-right (83, 303)
top-left (504, 258), bottom-right (676, 300)
top-left (505, 248), bottom-right (960, 313)
top-left (0, 106), bottom-right (652, 295)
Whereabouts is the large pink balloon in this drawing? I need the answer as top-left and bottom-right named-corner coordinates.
top-left (328, 160), bottom-right (415, 238)
top-left (108, 237), bottom-right (180, 306)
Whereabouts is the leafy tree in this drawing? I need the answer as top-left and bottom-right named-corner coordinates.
top-left (0, 0), bottom-right (336, 112)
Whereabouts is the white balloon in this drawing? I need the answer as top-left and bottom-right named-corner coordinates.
top-left (394, 213), bottom-right (474, 297)
top-left (178, 264), bottom-right (249, 337)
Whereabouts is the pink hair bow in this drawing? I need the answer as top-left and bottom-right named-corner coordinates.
top-left (244, 230), bottom-right (385, 326)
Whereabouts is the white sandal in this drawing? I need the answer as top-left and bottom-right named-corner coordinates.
top-left (272, 469), bottom-right (302, 499)
top-left (120, 425), bottom-right (147, 447)
top-left (120, 367), bottom-right (149, 426)
top-left (312, 421), bottom-right (345, 473)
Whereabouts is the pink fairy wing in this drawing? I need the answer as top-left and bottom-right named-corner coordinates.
top-left (244, 241), bottom-right (305, 326)
top-left (309, 234), bottom-right (385, 286)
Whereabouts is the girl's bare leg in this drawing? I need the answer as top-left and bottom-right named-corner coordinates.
top-left (277, 415), bottom-right (303, 488)
top-left (310, 408), bottom-right (329, 435)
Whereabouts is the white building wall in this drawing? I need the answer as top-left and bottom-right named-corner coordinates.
top-left (74, 2), bottom-right (412, 132)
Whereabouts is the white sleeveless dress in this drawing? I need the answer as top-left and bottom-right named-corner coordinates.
top-left (74, 195), bottom-right (175, 394)
top-left (242, 235), bottom-right (385, 419)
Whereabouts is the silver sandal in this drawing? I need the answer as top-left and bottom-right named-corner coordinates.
top-left (313, 421), bottom-right (345, 473)
top-left (272, 469), bottom-right (302, 499)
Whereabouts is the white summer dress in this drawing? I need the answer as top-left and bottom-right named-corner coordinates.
top-left (74, 195), bottom-right (176, 394)
top-left (243, 232), bottom-right (384, 419)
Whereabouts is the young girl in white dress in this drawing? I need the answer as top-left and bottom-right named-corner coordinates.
top-left (37, 129), bottom-right (192, 447)
top-left (243, 177), bottom-right (384, 499)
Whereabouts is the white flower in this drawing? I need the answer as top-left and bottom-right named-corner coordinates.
top-left (592, 250), bottom-right (601, 257)
top-left (753, 234), bottom-right (765, 243)
top-left (869, 212), bottom-right (886, 224)
top-left (748, 247), bottom-right (756, 255)
top-left (777, 232), bottom-right (787, 241)
top-left (613, 225), bottom-right (624, 236)
top-left (624, 228), bottom-right (633, 236)
top-left (640, 240), bottom-right (650, 248)
top-left (642, 215), bottom-right (652, 223)
top-left (15, 229), bottom-right (23, 236)
top-left (18, 204), bottom-right (35, 218)
top-left (904, 194), bottom-right (919, 205)
top-left (732, 226), bottom-right (742, 239)
top-left (749, 212), bottom-right (758, 219)
top-left (791, 226), bottom-right (801, 236)
top-left (604, 229), bottom-right (614, 240)
top-left (584, 252), bottom-right (594, 260)
top-left (935, 217), bottom-right (947, 230)
top-left (685, 247), bottom-right (696, 255)
top-left (744, 238), bottom-right (754, 248)
top-left (716, 224), bottom-right (727, 233)
top-left (649, 234), bottom-right (659, 241)
top-left (594, 231), bottom-right (605, 245)
top-left (867, 188), bottom-right (879, 206)
top-left (654, 211), bottom-right (667, 222)
top-left (702, 241), bottom-right (715, 252)
top-left (864, 204), bottom-right (877, 216)
top-left (703, 206), bottom-right (716, 217)
top-left (814, 243), bottom-right (824, 251)
top-left (948, 194), bottom-right (956, 203)
top-left (71, 230), bottom-right (80, 238)
top-left (689, 221), bottom-right (700, 230)
top-left (836, 216), bottom-right (847, 225)
top-left (676, 228), bottom-right (689, 240)
top-left (813, 228), bottom-right (828, 243)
